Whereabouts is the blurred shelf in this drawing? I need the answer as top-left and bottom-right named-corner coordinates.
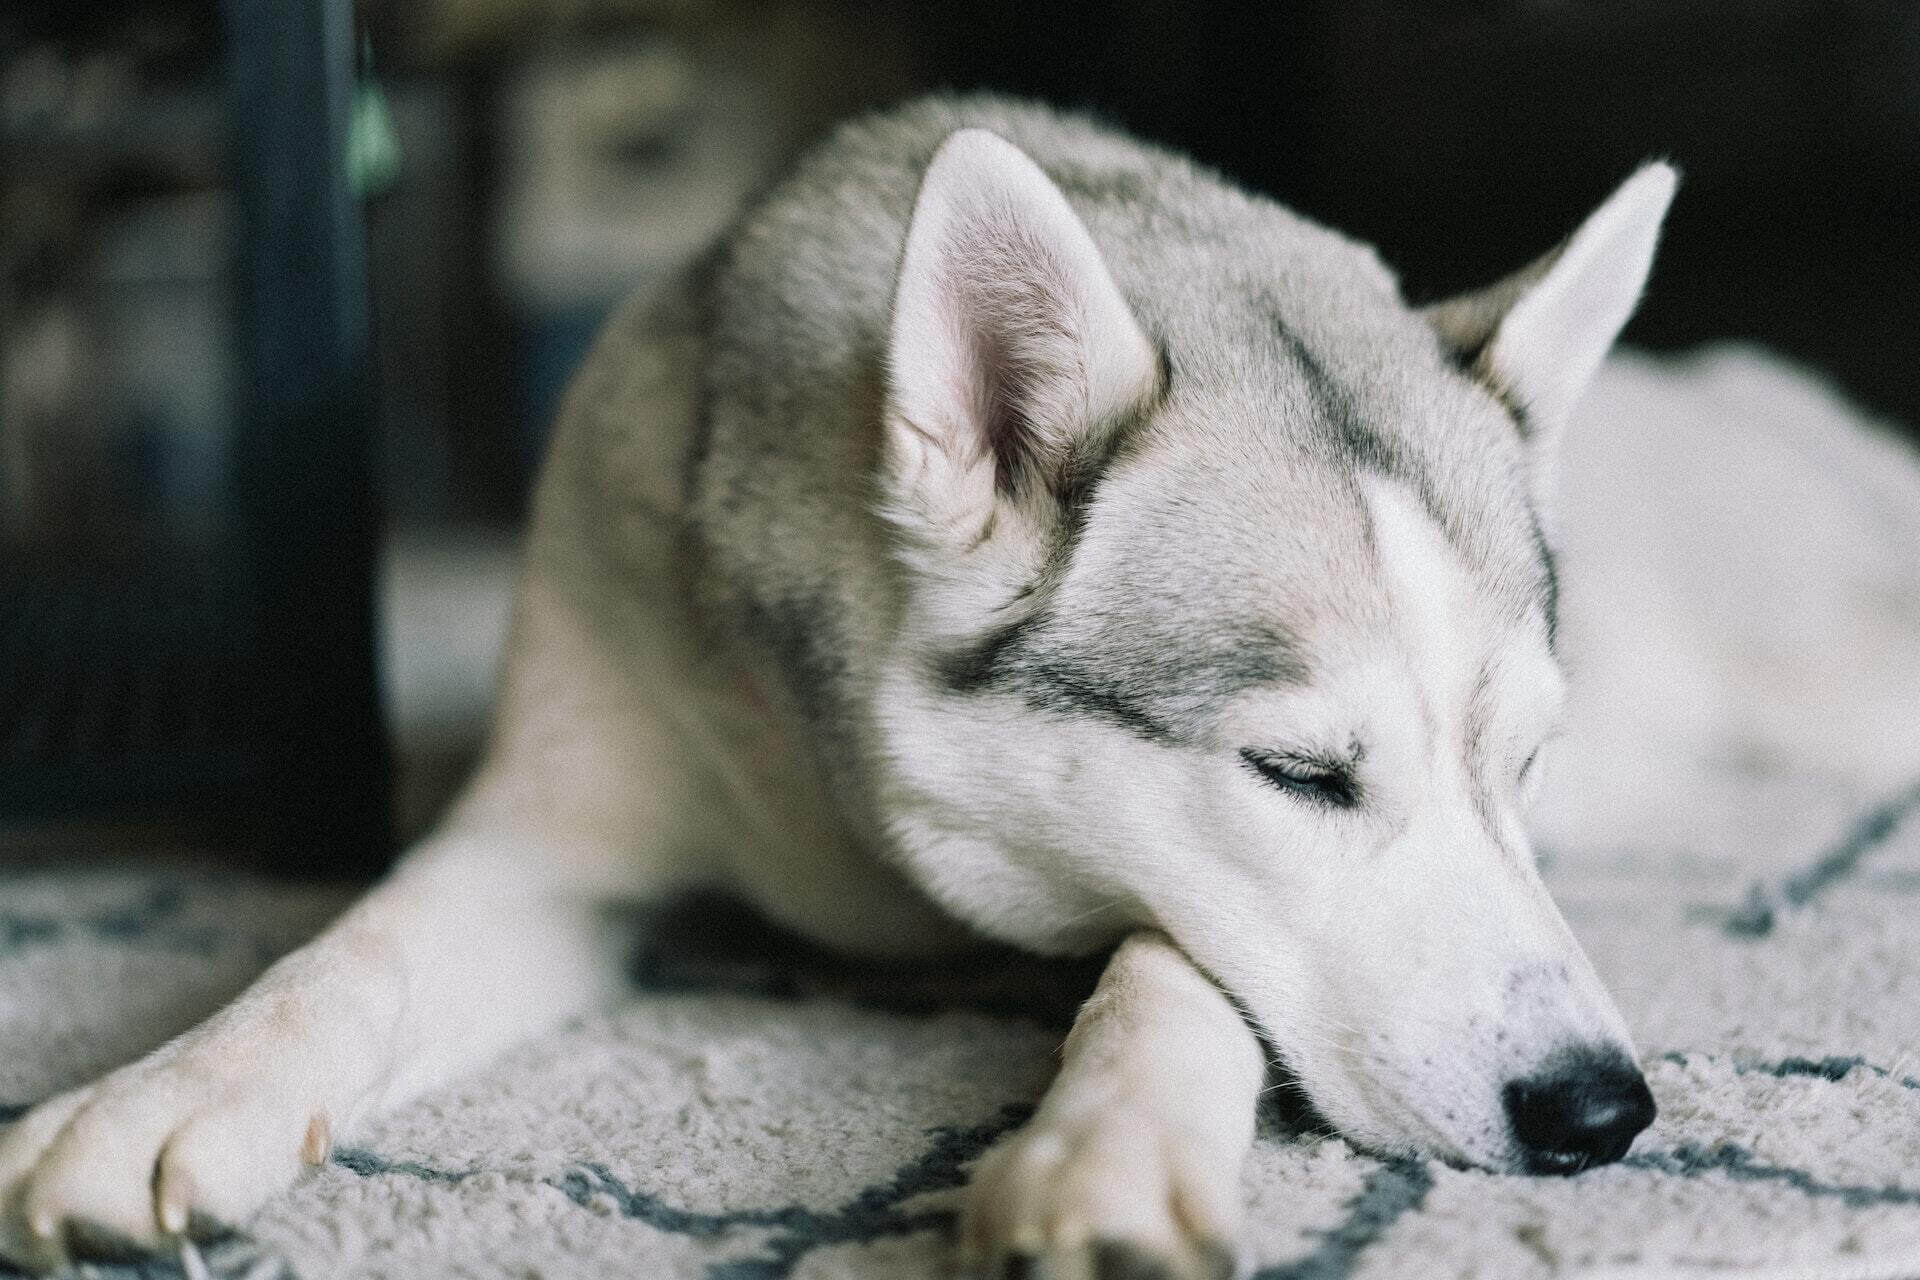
top-left (1, 86), bottom-right (226, 184)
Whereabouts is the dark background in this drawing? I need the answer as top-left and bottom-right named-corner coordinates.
top-left (2, 0), bottom-right (1914, 868)
top-left (922, 1), bottom-right (1919, 430)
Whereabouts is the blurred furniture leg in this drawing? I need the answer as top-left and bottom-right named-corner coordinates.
top-left (222, 0), bottom-right (391, 874)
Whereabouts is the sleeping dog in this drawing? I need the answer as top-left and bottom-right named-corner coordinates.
top-left (0, 96), bottom-right (1677, 1277)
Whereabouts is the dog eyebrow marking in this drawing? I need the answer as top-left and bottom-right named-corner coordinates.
top-left (1005, 655), bottom-right (1184, 743)
top-left (938, 606), bottom-right (1308, 745)
top-left (1273, 320), bottom-right (1454, 537)
top-left (936, 607), bottom-right (1185, 743)
top-left (937, 610), bottom-right (1044, 694)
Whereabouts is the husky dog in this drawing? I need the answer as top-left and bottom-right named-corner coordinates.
top-left (0, 97), bottom-right (1677, 1277)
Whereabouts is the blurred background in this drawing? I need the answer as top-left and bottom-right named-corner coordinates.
top-left (1, 0), bottom-right (1914, 874)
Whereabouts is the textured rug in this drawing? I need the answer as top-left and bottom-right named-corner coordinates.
top-left (4, 797), bottom-right (1920, 1280)
top-left (5, 349), bottom-right (1920, 1280)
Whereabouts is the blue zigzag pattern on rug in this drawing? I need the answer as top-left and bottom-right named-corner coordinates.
top-left (1252, 1156), bottom-right (1432, 1280)
top-left (5, 1122), bottom-right (1920, 1280)
top-left (1661, 1051), bottom-right (1920, 1091)
top-left (331, 1105), bottom-right (1032, 1280)
top-left (326, 1129), bottom-right (1434, 1280)
top-left (310, 1046), bottom-right (1920, 1278)
top-left (5, 1059), bottom-right (1920, 1279)
top-left (0, 886), bottom-right (228, 960)
top-left (1624, 1143), bottom-right (1920, 1208)
top-left (1724, 775), bottom-right (1920, 937)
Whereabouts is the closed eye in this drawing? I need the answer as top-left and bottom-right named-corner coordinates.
top-left (1240, 748), bottom-right (1360, 809)
top-left (1518, 746), bottom-right (1542, 784)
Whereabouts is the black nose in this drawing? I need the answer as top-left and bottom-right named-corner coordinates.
top-left (1503, 1047), bottom-right (1656, 1174)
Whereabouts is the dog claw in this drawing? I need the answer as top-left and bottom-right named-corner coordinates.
top-left (302, 1112), bottom-right (331, 1167)
top-left (156, 1170), bottom-right (191, 1235)
top-left (0, 1048), bottom-right (330, 1270)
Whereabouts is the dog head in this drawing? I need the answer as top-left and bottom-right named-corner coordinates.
top-left (874, 127), bottom-right (1674, 1173)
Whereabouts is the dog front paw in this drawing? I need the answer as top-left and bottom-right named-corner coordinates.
top-left (961, 1104), bottom-right (1243, 1280)
top-left (0, 1043), bottom-right (332, 1271)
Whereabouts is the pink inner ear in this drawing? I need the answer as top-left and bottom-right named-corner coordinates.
top-left (935, 217), bottom-right (1089, 495)
top-left (887, 129), bottom-right (1159, 532)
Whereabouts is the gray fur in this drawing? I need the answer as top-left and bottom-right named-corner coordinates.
top-left (687, 94), bottom-right (1553, 788)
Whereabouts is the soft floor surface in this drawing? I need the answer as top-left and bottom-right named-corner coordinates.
top-left (5, 349), bottom-right (1920, 1280)
top-left (4, 781), bottom-right (1920, 1280)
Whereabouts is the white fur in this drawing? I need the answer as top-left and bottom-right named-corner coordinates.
top-left (869, 480), bottom-right (1625, 1179)
top-left (0, 116), bottom-right (1715, 1278)
top-left (1487, 164), bottom-right (1676, 433)
top-left (1426, 163), bottom-right (1676, 526)
top-left (1539, 345), bottom-right (1920, 855)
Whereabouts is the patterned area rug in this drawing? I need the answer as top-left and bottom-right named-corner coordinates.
top-left (3, 782), bottom-right (1920, 1280)
top-left (5, 348), bottom-right (1920, 1280)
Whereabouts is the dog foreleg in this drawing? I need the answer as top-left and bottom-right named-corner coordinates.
top-left (0, 833), bottom-right (624, 1271)
top-left (963, 930), bottom-right (1266, 1280)
top-left (0, 574), bottom-right (699, 1271)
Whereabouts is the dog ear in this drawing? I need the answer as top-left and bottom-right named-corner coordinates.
top-left (881, 128), bottom-right (1161, 558)
top-left (1426, 163), bottom-right (1676, 488)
